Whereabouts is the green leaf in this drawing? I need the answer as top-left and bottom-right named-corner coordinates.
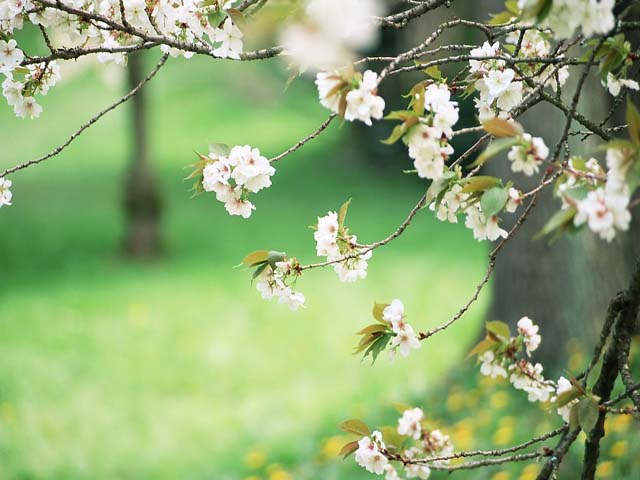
top-left (339, 441), bottom-right (359, 459)
top-left (553, 388), bottom-right (582, 409)
top-left (382, 124), bottom-right (409, 145)
top-left (466, 337), bottom-right (497, 359)
top-left (472, 137), bottom-right (520, 167)
top-left (384, 110), bottom-right (419, 121)
top-left (364, 333), bottom-right (392, 364)
top-left (372, 302), bottom-right (389, 323)
top-left (483, 118), bottom-right (523, 138)
top-left (578, 397), bottom-right (600, 434)
top-left (481, 187), bottom-right (509, 218)
top-left (242, 250), bottom-right (269, 266)
top-left (569, 402), bottom-right (580, 430)
top-left (266, 251), bottom-right (286, 268)
top-left (460, 176), bottom-right (501, 193)
top-left (627, 100), bottom-right (640, 145)
top-left (535, 207), bottom-right (578, 239)
top-left (425, 170), bottom-right (456, 204)
top-left (338, 198), bottom-right (352, 229)
top-left (486, 320), bottom-right (511, 340)
top-left (251, 262), bottom-right (269, 280)
top-left (423, 65), bottom-right (442, 80)
top-left (340, 419), bottom-right (370, 437)
top-left (489, 11), bottom-right (514, 25)
top-left (208, 142), bottom-right (231, 157)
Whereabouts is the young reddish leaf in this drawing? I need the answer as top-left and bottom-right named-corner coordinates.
top-left (485, 320), bottom-right (511, 340)
top-left (340, 419), bottom-right (370, 437)
top-left (357, 324), bottom-right (390, 335)
top-left (466, 337), bottom-right (497, 359)
top-left (339, 441), bottom-right (359, 459)
top-left (372, 302), bottom-right (390, 323)
top-left (482, 118), bottom-right (523, 138)
top-left (242, 250), bottom-right (269, 266)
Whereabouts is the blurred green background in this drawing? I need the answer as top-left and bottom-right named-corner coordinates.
top-left (0, 49), bottom-right (637, 480)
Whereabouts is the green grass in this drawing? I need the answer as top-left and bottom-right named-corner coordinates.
top-left (0, 53), bottom-right (492, 479)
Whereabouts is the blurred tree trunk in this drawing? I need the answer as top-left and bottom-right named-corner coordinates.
top-left (122, 52), bottom-right (163, 258)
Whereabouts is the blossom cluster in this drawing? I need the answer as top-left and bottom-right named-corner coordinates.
top-left (554, 149), bottom-right (632, 242)
top-left (354, 407), bottom-right (453, 479)
top-left (473, 316), bottom-right (593, 423)
top-left (382, 300), bottom-right (421, 358)
top-left (314, 208), bottom-right (372, 282)
top-left (199, 145), bottom-right (275, 219)
top-left (507, 133), bottom-right (550, 176)
top-left (1, 36), bottom-right (60, 118)
top-left (1, 0), bottom-right (244, 117)
top-left (518, 0), bottom-right (615, 39)
top-left (279, 0), bottom-right (382, 72)
top-left (475, 317), bottom-right (555, 403)
top-left (316, 69), bottom-right (385, 126)
top-left (255, 259), bottom-right (305, 311)
top-left (404, 83), bottom-right (459, 181)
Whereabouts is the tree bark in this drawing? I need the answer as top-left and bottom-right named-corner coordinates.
top-left (122, 52), bottom-right (163, 258)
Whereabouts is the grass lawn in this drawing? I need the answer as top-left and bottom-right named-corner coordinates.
top-left (1, 51), bottom-right (492, 479)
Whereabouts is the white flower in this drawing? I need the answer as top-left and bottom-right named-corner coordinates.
top-left (2, 77), bottom-right (22, 106)
top-left (506, 187), bottom-right (522, 213)
top-left (397, 407), bottom-right (423, 440)
top-left (469, 41), bottom-right (501, 74)
top-left (464, 203), bottom-right (507, 242)
top-left (213, 18), bottom-right (243, 60)
top-left (479, 350), bottom-right (507, 379)
top-left (484, 69), bottom-right (516, 100)
top-left (229, 145), bottom-right (275, 193)
top-left (0, 39), bottom-right (24, 69)
top-left (202, 156), bottom-right (232, 190)
top-left (305, 0), bottom-right (382, 51)
top-left (604, 72), bottom-right (640, 97)
top-left (517, 316), bottom-right (541, 355)
top-left (391, 323), bottom-right (421, 357)
top-left (581, 0), bottom-right (615, 37)
top-left (276, 287), bottom-right (306, 311)
top-left (315, 71), bottom-right (343, 112)
top-left (574, 186), bottom-right (631, 242)
top-left (0, 177), bottom-right (13, 207)
top-left (496, 81), bottom-right (523, 112)
top-left (344, 70), bottom-right (385, 126)
top-left (382, 299), bottom-right (404, 325)
top-left (355, 434), bottom-right (388, 475)
top-left (508, 134), bottom-right (548, 176)
top-left (332, 247), bottom-right (372, 282)
top-left (224, 189), bottom-right (255, 218)
top-left (555, 376), bottom-right (577, 422)
top-left (384, 464), bottom-right (402, 480)
top-left (314, 211), bottom-right (340, 257)
top-left (510, 362), bottom-right (554, 402)
top-left (13, 96), bottom-right (42, 119)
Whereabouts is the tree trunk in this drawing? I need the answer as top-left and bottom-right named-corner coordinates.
top-left (122, 52), bottom-right (163, 258)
